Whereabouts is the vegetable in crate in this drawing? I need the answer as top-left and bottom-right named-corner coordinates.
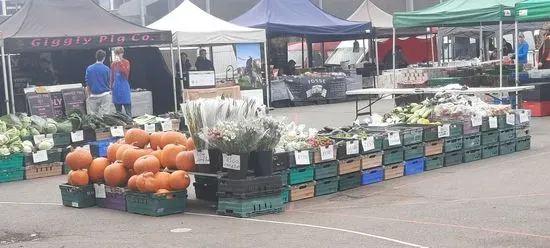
top-left (0, 114), bottom-right (22, 129)
top-left (38, 140), bottom-right (54, 151)
top-left (56, 120), bottom-right (73, 133)
top-left (30, 115), bottom-right (47, 133)
top-left (0, 146), bottom-right (10, 156)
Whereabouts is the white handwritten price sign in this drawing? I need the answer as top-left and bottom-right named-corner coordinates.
top-left (489, 116), bottom-right (498, 129)
top-left (161, 121), bottom-right (173, 131)
top-left (70, 130), bottom-right (84, 142)
top-left (222, 154), bottom-right (241, 170)
top-left (438, 124), bottom-right (450, 138)
top-left (110, 126), bottom-right (124, 137)
top-left (471, 114), bottom-right (482, 127)
top-left (346, 141), bottom-right (359, 155)
top-left (194, 150), bottom-right (210, 164)
top-left (144, 124), bottom-right (156, 133)
top-left (388, 132), bottom-right (401, 146)
top-left (506, 113), bottom-right (516, 126)
top-left (94, 184), bottom-right (106, 198)
top-left (32, 150), bottom-right (48, 163)
top-left (320, 145), bottom-right (335, 161)
top-left (294, 151), bottom-right (311, 165)
top-left (519, 110), bottom-right (529, 123)
top-left (361, 137), bottom-right (375, 152)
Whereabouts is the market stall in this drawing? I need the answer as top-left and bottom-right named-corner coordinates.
top-left (147, 0), bottom-right (267, 106)
top-left (0, 0), bottom-right (173, 115)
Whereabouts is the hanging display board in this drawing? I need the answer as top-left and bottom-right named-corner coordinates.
top-left (26, 92), bottom-right (55, 118)
top-left (61, 88), bottom-right (86, 114)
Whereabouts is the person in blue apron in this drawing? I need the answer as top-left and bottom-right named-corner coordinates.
top-left (110, 47), bottom-right (132, 117)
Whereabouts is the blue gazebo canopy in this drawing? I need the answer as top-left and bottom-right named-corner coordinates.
top-left (231, 0), bottom-right (372, 41)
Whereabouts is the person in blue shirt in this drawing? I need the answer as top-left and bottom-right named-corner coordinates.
top-left (85, 50), bottom-right (111, 116)
top-left (517, 33), bottom-right (529, 66)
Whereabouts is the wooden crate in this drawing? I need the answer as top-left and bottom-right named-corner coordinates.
top-left (313, 146), bottom-right (338, 164)
top-left (384, 163), bottom-right (404, 181)
top-left (425, 139), bottom-right (444, 156)
top-left (290, 182), bottom-right (315, 202)
top-left (361, 152), bottom-right (383, 170)
top-left (338, 157), bottom-right (361, 175)
top-left (25, 162), bottom-right (62, 180)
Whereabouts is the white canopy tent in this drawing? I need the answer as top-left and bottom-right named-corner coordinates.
top-left (147, 0), bottom-right (269, 107)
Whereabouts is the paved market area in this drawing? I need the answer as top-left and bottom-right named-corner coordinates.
top-left (2, 101), bottom-right (550, 248)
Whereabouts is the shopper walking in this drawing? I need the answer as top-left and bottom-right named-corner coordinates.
top-left (110, 47), bottom-right (132, 117)
top-left (85, 50), bottom-right (111, 115)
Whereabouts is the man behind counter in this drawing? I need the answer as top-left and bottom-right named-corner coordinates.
top-left (195, 49), bottom-right (214, 71)
top-left (85, 50), bottom-right (111, 115)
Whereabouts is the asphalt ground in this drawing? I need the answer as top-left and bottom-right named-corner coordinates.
top-left (1, 100), bottom-right (550, 248)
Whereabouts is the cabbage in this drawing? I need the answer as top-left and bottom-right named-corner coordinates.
top-left (19, 128), bottom-right (30, 138)
top-left (22, 140), bottom-right (33, 147)
top-left (0, 146), bottom-right (10, 156)
top-left (29, 127), bottom-right (40, 135)
top-left (22, 145), bottom-right (32, 153)
top-left (38, 140), bottom-right (53, 151)
top-left (19, 114), bottom-right (31, 127)
top-left (0, 134), bottom-right (8, 145)
top-left (45, 123), bottom-right (57, 134)
top-left (30, 115), bottom-right (47, 133)
top-left (56, 120), bottom-right (73, 133)
top-left (0, 114), bottom-right (22, 129)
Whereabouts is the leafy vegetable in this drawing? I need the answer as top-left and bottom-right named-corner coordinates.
top-left (38, 140), bottom-right (53, 150)
top-left (56, 120), bottom-right (73, 133)
top-left (0, 114), bottom-right (22, 129)
top-left (0, 146), bottom-right (10, 156)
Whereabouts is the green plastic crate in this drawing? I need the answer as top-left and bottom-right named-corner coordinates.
top-left (288, 150), bottom-right (314, 167)
top-left (421, 124), bottom-right (440, 142)
top-left (499, 128), bottom-right (516, 143)
top-left (338, 172), bottom-right (361, 191)
top-left (0, 167), bottom-right (24, 183)
top-left (289, 165), bottom-right (314, 185)
top-left (53, 132), bottom-right (71, 147)
top-left (444, 151), bottom-right (463, 167)
top-left (281, 186), bottom-right (290, 203)
top-left (315, 177), bottom-right (339, 196)
top-left (497, 115), bottom-right (514, 130)
top-left (463, 148), bottom-right (482, 163)
top-left (425, 154), bottom-right (444, 171)
top-left (482, 130), bottom-right (499, 145)
top-left (463, 134), bottom-right (481, 150)
top-left (444, 137), bottom-right (463, 152)
top-left (398, 126), bottom-right (424, 146)
top-left (126, 190), bottom-right (187, 217)
top-left (217, 193), bottom-right (284, 218)
top-left (0, 153), bottom-right (24, 170)
top-left (403, 144), bottom-right (425, 160)
top-left (481, 117), bottom-right (498, 132)
top-left (447, 121), bottom-right (464, 138)
top-left (499, 141), bottom-right (516, 155)
top-left (366, 128), bottom-right (403, 149)
top-left (314, 161), bottom-right (339, 180)
top-left (383, 147), bottom-right (404, 165)
top-left (59, 184), bottom-right (96, 208)
top-left (516, 136), bottom-right (531, 152)
top-left (360, 135), bottom-right (384, 154)
top-left (515, 125), bottom-right (530, 139)
top-left (482, 143), bottom-right (500, 159)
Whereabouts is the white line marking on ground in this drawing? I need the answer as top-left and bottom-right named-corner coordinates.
top-left (0, 201), bottom-right (61, 206)
top-left (186, 212), bottom-right (429, 248)
top-left (170, 228), bottom-right (192, 233)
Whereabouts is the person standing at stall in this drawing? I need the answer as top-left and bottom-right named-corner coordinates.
top-left (517, 33), bottom-right (529, 67)
top-left (85, 50), bottom-right (111, 115)
top-left (538, 32), bottom-right (550, 69)
top-left (195, 49), bottom-right (214, 71)
top-left (110, 47), bottom-right (132, 117)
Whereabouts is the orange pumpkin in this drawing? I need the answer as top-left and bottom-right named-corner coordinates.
top-left (68, 170), bottom-right (89, 186)
top-left (127, 175), bottom-right (138, 190)
top-left (175, 151), bottom-right (195, 171)
top-left (149, 132), bottom-right (164, 150)
top-left (121, 148), bottom-right (149, 170)
top-left (156, 189), bottom-right (170, 194)
top-left (151, 150), bottom-right (163, 161)
top-left (136, 172), bottom-right (160, 193)
top-left (161, 144), bottom-right (186, 169)
top-left (169, 170), bottom-right (190, 190)
top-left (103, 162), bottom-right (129, 187)
top-left (88, 158), bottom-right (110, 183)
top-left (125, 128), bottom-right (150, 148)
top-left (115, 144), bottom-right (134, 161)
top-left (65, 148), bottom-right (93, 170)
top-left (134, 155), bottom-right (161, 174)
top-left (106, 143), bottom-right (122, 162)
top-left (186, 138), bottom-right (196, 151)
top-left (160, 131), bottom-right (187, 147)
top-left (154, 172), bottom-right (171, 190)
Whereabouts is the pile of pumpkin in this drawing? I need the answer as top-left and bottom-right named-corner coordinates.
top-left (65, 128), bottom-right (196, 194)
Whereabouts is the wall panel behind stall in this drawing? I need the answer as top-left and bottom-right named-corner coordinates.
top-left (125, 47), bottom-right (175, 115)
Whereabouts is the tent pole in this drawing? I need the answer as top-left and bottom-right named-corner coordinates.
top-left (479, 23), bottom-right (483, 61)
top-left (7, 54), bottom-right (14, 113)
top-left (374, 38), bottom-right (380, 75)
top-left (430, 29), bottom-right (435, 65)
top-left (176, 38), bottom-right (184, 101)
top-left (499, 21), bottom-right (503, 90)
top-left (301, 36), bottom-right (305, 69)
top-left (263, 42), bottom-right (271, 108)
top-left (392, 28), bottom-right (396, 88)
top-left (169, 44), bottom-right (177, 111)
top-left (1, 47), bottom-right (8, 114)
top-left (514, 21), bottom-right (519, 110)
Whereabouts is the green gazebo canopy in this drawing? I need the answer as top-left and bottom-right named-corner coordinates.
top-left (393, 0), bottom-right (521, 29)
top-left (516, 0), bottom-right (550, 22)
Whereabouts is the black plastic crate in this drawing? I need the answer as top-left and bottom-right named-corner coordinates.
top-left (336, 140), bottom-right (361, 160)
top-left (272, 152), bottom-right (290, 172)
top-left (217, 175), bottom-right (283, 199)
top-left (194, 182), bottom-right (218, 202)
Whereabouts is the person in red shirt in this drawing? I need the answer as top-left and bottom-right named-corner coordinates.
top-left (110, 47), bottom-right (132, 116)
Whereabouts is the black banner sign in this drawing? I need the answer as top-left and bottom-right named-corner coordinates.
top-left (61, 88), bottom-right (86, 115)
top-left (26, 92), bottom-right (54, 118)
top-left (284, 76), bottom-right (347, 102)
top-left (50, 92), bottom-right (65, 118)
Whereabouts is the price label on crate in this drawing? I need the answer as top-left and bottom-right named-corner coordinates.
top-left (438, 124), bottom-right (450, 138)
top-left (144, 124), bottom-right (156, 133)
top-left (361, 137), bottom-right (375, 152)
top-left (471, 114), bottom-right (482, 127)
top-left (94, 183), bottom-right (106, 198)
top-left (506, 113), bottom-right (516, 126)
top-left (294, 151), bottom-right (310, 165)
top-left (320, 145), bottom-right (334, 161)
top-left (519, 110), bottom-right (529, 123)
top-left (110, 126), bottom-right (124, 137)
top-left (71, 202), bottom-right (79, 208)
top-left (32, 150), bottom-right (48, 163)
top-left (346, 140), bottom-right (359, 155)
top-left (161, 121), bottom-right (173, 131)
top-left (222, 154), bottom-right (240, 170)
top-left (388, 131), bottom-right (401, 146)
top-left (70, 130), bottom-right (84, 142)
top-left (194, 150), bottom-right (210, 164)
top-left (489, 116), bottom-right (498, 129)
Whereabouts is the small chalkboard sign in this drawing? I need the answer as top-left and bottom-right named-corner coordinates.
top-left (61, 88), bottom-right (86, 114)
top-left (50, 91), bottom-right (65, 117)
top-left (26, 92), bottom-right (54, 118)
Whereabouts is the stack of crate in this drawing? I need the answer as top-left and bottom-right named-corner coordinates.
top-left (401, 127), bottom-right (426, 176)
top-left (442, 122), bottom-right (465, 167)
top-left (272, 152), bottom-right (290, 203)
top-left (515, 110), bottom-right (532, 152)
top-left (0, 153), bottom-right (25, 183)
top-left (360, 135), bottom-right (384, 186)
top-left (423, 125), bottom-right (445, 171)
top-left (379, 129), bottom-right (405, 181)
top-left (334, 142), bottom-right (362, 192)
top-left (216, 175), bottom-right (284, 218)
top-left (288, 150), bottom-right (315, 202)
